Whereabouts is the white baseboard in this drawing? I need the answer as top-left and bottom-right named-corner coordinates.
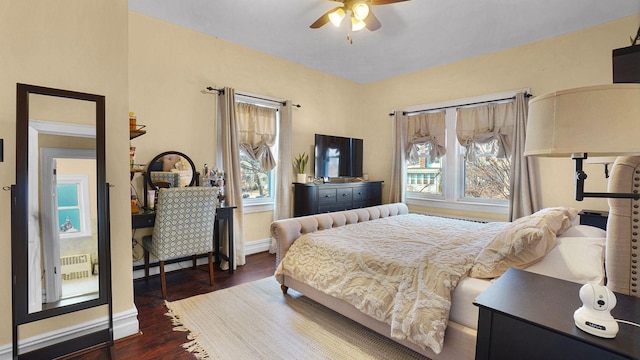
top-left (132, 257), bottom-right (211, 280)
top-left (132, 238), bottom-right (273, 280)
top-left (0, 306), bottom-right (139, 359)
top-left (245, 238), bottom-right (272, 255)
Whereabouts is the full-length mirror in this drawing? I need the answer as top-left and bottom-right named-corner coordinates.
top-left (12, 83), bottom-right (110, 327)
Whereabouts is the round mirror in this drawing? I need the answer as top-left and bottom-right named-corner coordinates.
top-left (145, 151), bottom-right (197, 189)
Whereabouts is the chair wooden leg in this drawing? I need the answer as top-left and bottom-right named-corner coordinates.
top-left (159, 260), bottom-right (167, 299)
top-left (208, 252), bottom-right (215, 287)
top-left (144, 249), bottom-right (150, 280)
top-left (192, 255), bottom-right (197, 269)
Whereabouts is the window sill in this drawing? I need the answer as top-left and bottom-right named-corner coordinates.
top-left (406, 197), bottom-right (508, 215)
top-left (242, 201), bottom-right (274, 214)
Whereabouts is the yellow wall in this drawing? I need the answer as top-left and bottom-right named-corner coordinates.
top-left (128, 12), bottom-right (364, 244)
top-left (360, 14), bottom-right (640, 219)
top-left (0, 0), bottom-right (130, 343)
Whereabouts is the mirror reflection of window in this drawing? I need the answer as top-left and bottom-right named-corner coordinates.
top-left (326, 147), bottom-right (340, 178)
top-left (56, 177), bottom-right (91, 237)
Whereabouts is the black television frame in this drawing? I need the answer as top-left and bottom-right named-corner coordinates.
top-left (314, 134), bottom-right (363, 179)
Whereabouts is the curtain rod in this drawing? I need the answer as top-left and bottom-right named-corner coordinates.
top-left (388, 93), bottom-right (532, 117)
top-left (205, 87), bottom-right (301, 108)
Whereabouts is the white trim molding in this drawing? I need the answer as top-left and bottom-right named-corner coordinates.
top-left (0, 307), bottom-right (138, 359)
top-left (132, 238), bottom-right (273, 280)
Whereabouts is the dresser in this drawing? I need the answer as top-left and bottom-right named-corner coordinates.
top-left (293, 181), bottom-right (383, 217)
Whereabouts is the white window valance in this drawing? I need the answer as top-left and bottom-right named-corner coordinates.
top-left (406, 111), bottom-right (446, 162)
top-left (456, 101), bottom-right (515, 162)
top-left (236, 102), bottom-right (277, 171)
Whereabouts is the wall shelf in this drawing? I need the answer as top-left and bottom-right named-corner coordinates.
top-left (129, 124), bottom-right (146, 139)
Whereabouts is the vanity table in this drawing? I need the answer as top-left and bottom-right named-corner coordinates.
top-left (132, 205), bottom-right (236, 274)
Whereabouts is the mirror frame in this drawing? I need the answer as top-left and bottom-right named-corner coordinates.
top-left (145, 150), bottom-right (197, 189)
top-left (12, 84), bottom-right (111, 325)
top-left (143, 151), bottom-right (198, 208)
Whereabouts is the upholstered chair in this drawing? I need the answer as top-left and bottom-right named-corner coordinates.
top-left (142, 187), bottom-right (219, 298)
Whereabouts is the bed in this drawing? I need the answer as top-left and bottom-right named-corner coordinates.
top-left (272, 157), bottom-right (639, 360)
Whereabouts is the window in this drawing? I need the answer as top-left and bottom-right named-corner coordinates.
top-left (406, 143), bottom-right (443, 196)
top-left (239, 150), bottom-right (273, 201)
top-left (404, 91), bottom-right (522, 214)
top-left (57, 174), bottom-right (92, 239)
top-left (235, 96), bottom-right (280, 210)
top-left (463, 139), bottom-right (510, 200)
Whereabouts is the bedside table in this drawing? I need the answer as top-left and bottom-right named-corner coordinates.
top-left (474, 269), bottom-right (640, 360)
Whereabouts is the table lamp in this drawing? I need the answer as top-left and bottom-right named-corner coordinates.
top-left (524, 84), bottom-right (640, 201)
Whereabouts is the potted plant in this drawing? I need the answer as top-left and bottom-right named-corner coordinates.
top-left (293, 152), bottom-right (309, 183)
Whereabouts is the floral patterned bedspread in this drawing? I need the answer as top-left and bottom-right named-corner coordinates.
top-left (275, 213), bottom-right (508, 354)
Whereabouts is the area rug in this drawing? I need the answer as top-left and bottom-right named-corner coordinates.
top-left (164, 277), bottom-right (430, 359)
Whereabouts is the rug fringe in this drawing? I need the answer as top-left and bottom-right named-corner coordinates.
top-left (165, 300), bottom-right (211, 359)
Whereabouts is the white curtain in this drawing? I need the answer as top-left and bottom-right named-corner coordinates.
top-left (389, 111), bottom-right (408, 203)
top-left (235, 102), bottom-right (278, 171)
top-left (456, 102), bottom-right (514, 162)
top-left (271, 101), bottom-right (294, 253)
top-left (509, 92), bottom-right (540, 220)
top-left (218, 87), bottom-right (245, 269)
top-left (407, 111), bottom-right (446, 162)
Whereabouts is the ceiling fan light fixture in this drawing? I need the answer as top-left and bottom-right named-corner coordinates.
top-left (351, 16), bottom-right (366, 31)
top-left (328, 8), bottom-right (346, 27)
top-left (352, 3), bottom-right (370, 21)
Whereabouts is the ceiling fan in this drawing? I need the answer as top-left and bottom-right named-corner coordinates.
top-left (310, 0), bottom-right (410, 32)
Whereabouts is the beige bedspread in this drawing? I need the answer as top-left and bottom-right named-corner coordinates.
top-left (275, 213), bottom-right (508, 354)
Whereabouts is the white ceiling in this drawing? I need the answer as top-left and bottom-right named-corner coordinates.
top-left (128, 0), bottom-right (640, 84)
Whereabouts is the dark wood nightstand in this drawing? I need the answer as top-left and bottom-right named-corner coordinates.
top-left (474, 269), bottom-right (640, 360)
top-left (579, 209), bottom-right (609, 230)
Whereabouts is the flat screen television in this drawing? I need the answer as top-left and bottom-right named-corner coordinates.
top-left (314, 134), bottom-right (363, 178)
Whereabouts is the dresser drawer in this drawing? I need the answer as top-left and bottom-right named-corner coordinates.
top-left (318, 188), bottom-right (337, 205)
top-left (318, 203), bottom-right (351, 213)
top-left (336, 188), bottom-right (353, 203)
top-left (132, 212), bottom-right (156, 229)
top-left (352, 187), bottom-right (368, 202)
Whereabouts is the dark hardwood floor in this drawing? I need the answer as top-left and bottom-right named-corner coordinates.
top-left (66, 251), bottom-right (276, 360)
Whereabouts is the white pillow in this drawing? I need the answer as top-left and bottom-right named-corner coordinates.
top-left (470, 214), bottom-right (557, 279)
top-left (524, 236), bottom-right (606, 285)
top-left (560, 224), bottom-right (606, 238)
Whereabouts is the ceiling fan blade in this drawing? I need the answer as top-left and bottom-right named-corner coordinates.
top-left (365, 11), bottom-right (382, 31)
top-left (370, 0), bottom-right (410, 5)
top-left (310, 6), bottom-right (343, 29)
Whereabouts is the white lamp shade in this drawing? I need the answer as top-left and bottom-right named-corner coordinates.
top-left (524, 84), bottom-right (640, 157)
top-left (329, 8), bottom-right (346, 27)
top-left (351, 16), bottom-right (366, 31)
top-left (352, 3), bottom-right (370, 21)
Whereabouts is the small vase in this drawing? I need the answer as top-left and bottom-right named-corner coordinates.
top-left (296, 173), bottom-right (307, 184)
